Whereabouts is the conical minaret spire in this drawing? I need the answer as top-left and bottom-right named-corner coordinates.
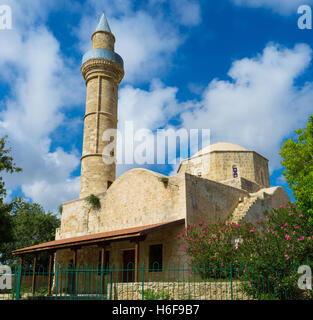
top-left (96, 12), bottom-right (111, 33)
top-left (79, 13), bottom-right (124, 198)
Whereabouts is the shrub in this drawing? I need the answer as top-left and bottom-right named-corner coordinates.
top-left (178, 202), bottom-right (313, 299)
top-left (177, 219), bottom-right (253, 278)
top-left (235, 202), bottom-right (313, 299)
top-left (85, 194), bottom-right (101, 210)
top-left (142, 289), bottom-right (171, 300)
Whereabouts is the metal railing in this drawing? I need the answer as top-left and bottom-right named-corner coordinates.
top-left (1, 262), bottom-right (312, 300)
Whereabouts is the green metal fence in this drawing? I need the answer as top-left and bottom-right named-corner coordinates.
top-left (1, 263), bottom-right (312, 300)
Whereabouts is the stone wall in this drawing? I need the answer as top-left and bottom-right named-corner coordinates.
top-left (185, 174), bottom-right (249, 225)
top-left (60, 169), bottom-right (187, 238)
top-left (178, 151), bottom-right (270, 188)
top-left (221, 177), bottom-right (261, 193)
top-left (242, 187), bottom-right (290, 225)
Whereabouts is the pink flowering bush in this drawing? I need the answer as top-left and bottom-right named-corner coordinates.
top-left (235, 202), bottom-right (313, 299)
top-left (177, 219), bottom-right (253, 278)
top-left (178, 202), bottom-right (313, 299)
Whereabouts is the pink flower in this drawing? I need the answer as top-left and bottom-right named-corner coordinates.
top-left (284, 223), bottom-right (288, 227)
top-left (284, 254), bottom-right (290, 261)
top-left (298, 214), bottom-right (303, 218)
top-left (285, 234), bottom-right (291, 241)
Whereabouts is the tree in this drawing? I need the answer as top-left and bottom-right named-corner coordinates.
top-left (280, 115), bottom-right (313, 221)
top-left (0, 135), bottom-right (22, 243)
top-left (0, 135), bottom-right (22, 199)
top-left (0, 197), bottom-right (60, 267)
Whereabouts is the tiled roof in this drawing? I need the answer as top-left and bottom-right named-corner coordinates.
top-left (12, 219), bottom-right (185, 255)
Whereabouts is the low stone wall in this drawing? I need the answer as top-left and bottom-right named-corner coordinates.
top-left (111, 281), bottom-right (250, 300)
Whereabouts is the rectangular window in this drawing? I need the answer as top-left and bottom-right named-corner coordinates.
top-left (149, 244), bottom-right (163, 271)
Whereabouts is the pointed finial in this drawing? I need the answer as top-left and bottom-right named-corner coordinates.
top-left (95, 12), bottom-right (111, 33)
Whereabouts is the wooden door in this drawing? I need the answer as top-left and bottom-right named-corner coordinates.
top-left (123, 250), bottom-right (135, 282)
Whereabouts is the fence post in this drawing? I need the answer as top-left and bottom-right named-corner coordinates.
top-left (11, 266), bottom-right (16, 300)
top-left (142, 262), bottom-right (144, 300)
top-left (15, 265), bottom-right (22, 301)
top-left (230, 262), bottom-right (233, 300)
top-left (109, 267), bottom-right (113, 300)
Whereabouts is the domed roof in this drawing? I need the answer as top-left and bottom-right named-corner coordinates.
top-left (82, 48), bottom-right (124, 67)
top-left (193, 142), bottom-right (248, 157)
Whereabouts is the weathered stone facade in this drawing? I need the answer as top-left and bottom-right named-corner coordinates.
top-left (55, 15), bottom-right (290, 272)
top-left (79, 17), bottom-right (124, 198)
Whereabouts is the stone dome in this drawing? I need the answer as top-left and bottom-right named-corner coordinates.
top-left (193, 142), bottom-right (248, 157)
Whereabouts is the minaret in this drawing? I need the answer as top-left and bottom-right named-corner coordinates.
top-left (80, 13), bottom-right (124, 198)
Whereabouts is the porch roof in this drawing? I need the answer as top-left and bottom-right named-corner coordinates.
top-left (12, 218), bottom-right (185, 255)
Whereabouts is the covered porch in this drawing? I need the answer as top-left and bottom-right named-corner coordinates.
top-left (12, 219), bottom-right (185, 296)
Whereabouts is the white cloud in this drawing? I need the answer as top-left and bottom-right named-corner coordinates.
top-left (170, 0), bottom-right (201, 26)
top-left (116, 80), bottom-right (191, 176)
top-left (0, 1), bottom-right (83, 212)
top-left (22, 177), bottom-right (80, 213)
top-left (0, 0), bottom-right (203, 211)
top-left (76, 0), bottom-right (201, 83)
top-left (181, 43), bottom-right (313, 173)
top-left (231, 0), bottom-right (313, 15)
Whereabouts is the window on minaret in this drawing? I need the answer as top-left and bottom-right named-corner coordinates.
top-left (233, 166), bottom-right (238, 178)
top-left (107, 181), bottom-right (113, 189)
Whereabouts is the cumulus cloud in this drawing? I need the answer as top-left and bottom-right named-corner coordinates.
top-left (76, 0), bottom-right (201, 83)
top-left (181, 43), bottom-right (313, 173)
top-left (0, 1), bottom-right (83, 211)
top-left (116, 80), bottom-right (192, 176)
top-left (0, 0), bottom-right (203, 211)
top-left (231, 0), bottom-right (313, 15)
top-left (113, 43), bottom-right (313, 179)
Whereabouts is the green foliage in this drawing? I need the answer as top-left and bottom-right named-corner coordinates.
top-left (235, 202), bottom-right (313, 299)
top-left (85, 194), bottom-right (101, 210)
top-left (58, 204), bottom-right (63, 215)
top-left (0, 135), bottom-right (22, 199)
top-left (0, 136), bottom-right (22, 243)
top-left (280, 114), bottom-right (313, 222)
top-left (0, 197), bottom-right (60, 267)
top-left (0, 202), bottom-right (13, 243)
top-left (142, 289), bottom-right (171, 300)
top-left (178, 203), bottom-right (313, 299)
top-left (177, 219), bottom-right (253, 277)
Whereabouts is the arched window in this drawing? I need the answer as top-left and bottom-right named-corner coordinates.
top-left (232, 165), bottom-right (239, 178)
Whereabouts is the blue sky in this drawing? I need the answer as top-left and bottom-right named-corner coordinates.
top-left (0, 0), bottom-right (312, 211)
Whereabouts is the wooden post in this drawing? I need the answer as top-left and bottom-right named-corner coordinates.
top-left (71, 248), bottom-right (78, 295)
top-left (32, 254), bottom-right (37, 296)
top-left (134, 240), bottom-right (139, 282)
top-left (20, 255), bottom-right (24, 267)
top-left (72, 249), bottom-right (77, 267)
top-left (48, 252), bottom-right (54, 295)
top-left (100, 246), bottom-right (106, 268)
top-left (100, 245), bottom-right (106, 298)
